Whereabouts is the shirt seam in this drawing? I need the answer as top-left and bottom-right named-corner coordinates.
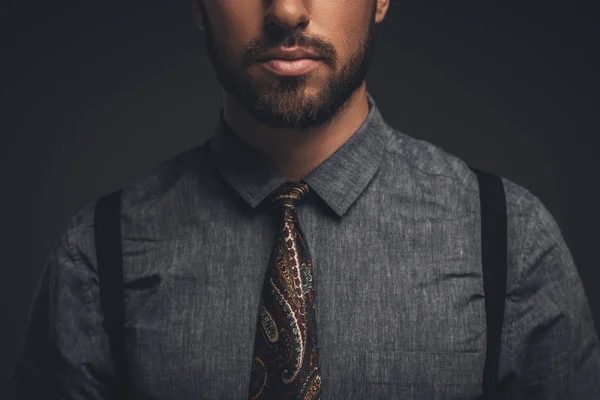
top-left (504, 201), bottom-right (569, 383)
top-left (66, 219), bottom-right (109, 378)
top-left (383, 146), bottom-right (480, 198)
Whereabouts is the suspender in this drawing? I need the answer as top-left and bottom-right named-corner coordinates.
top-left (93, 167), bottom-right (507, 398)
top-left (94, 189), bottom-right (128, 398)
top-left (470, 166), bottom-right (508, 400)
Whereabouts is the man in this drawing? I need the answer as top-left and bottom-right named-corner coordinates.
top-left (15, 0), bottom-right (600, 398)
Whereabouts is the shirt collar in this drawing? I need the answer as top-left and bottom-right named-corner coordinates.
top-left (209, 92), bottom-right (394, 217)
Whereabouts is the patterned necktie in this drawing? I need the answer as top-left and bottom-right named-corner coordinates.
top-left (248, 181), bottom-right (323, 400)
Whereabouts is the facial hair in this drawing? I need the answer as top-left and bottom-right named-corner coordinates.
top-left (199, 1), bottom-right (377, 130)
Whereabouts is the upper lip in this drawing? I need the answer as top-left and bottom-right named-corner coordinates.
top-left (257, 47), bottom-right (323, 61)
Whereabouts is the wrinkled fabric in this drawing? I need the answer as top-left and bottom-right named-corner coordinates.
top-left (15, 93), bottom-right (600, 399)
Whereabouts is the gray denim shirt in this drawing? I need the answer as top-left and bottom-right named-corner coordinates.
top-left (15, 93), bottom-right (600, 399)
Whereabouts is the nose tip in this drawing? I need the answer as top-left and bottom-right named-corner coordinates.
top-left (264, 0), bottom-right (310, 32)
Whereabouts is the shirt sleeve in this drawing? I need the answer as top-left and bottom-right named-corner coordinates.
top-left (14, 223), bottom-right (117, 399)
top-left (507, 200), bottom-right (600, 399)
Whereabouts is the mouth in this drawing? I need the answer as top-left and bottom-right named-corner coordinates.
top-left (257, 58), bottom-right (322, 76)
top-left (255, 46), bottom-right (324, 76)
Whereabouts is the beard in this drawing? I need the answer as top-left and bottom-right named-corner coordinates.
top-left (199, 2), bottom-right (377, 130)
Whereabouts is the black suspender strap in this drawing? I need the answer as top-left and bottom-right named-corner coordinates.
top-left (469, 166), bottom-right (508, 400)
top-left (94, 189), bottom-right (128, 398)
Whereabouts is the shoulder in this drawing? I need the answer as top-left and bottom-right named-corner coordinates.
top-left (120, 140), bottom-right (212, 213)
top-left (58, 140), bottom-right (214, 271)
top-left (384, 127), bottom-right (564, 285)
top-left (384, 126), bottom-right (549, 218)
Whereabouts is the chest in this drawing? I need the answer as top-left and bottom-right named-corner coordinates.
top-left (121, 211), bottom-right (487, 398)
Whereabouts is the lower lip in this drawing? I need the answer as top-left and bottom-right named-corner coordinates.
top-left (258, 58), bottom-right (321, 76)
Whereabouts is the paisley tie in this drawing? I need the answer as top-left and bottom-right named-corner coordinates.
top-left (248, 181), bottom-right (323, 400)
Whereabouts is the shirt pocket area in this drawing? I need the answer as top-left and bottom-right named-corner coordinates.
top-left (364, 349), bottom-right (484, 399)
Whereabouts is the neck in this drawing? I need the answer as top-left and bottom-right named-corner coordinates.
top-left (221, 83), bottom-right (370, 182)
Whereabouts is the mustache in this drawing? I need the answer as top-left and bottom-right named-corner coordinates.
top-left (241, 31), bottom-right (336, 67)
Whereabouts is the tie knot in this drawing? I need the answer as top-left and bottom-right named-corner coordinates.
top-left (268, 181), bottom-right (310, 210)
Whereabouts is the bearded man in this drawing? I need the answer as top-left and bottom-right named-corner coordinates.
top-left (15, 1), bottom-right (600, 399)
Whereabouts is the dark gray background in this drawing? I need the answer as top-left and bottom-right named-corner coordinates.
top-left (2, 1), bottom-right (599, 398)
